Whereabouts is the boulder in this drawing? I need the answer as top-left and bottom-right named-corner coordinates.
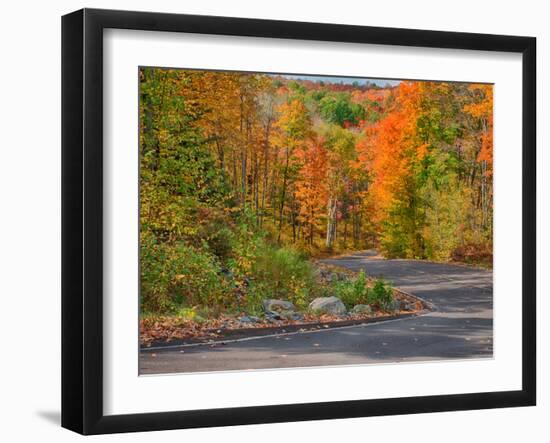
top-left (262, 299), bottom-right (296, 320)
top-left (277, 310), bottom-right (294, 320)
top-left (351, 304), bottom-right (373, 315)
top-left (309, 296), bottom-right (347, 315)
top-left (262, 299), bottom-right (296, 313)
top-left (265, 311), bottom-right (281, 321)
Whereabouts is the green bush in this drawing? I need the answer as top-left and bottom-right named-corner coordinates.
top-left (249, 246), bottom-right (317, 309)
top-left (226, 208), bottom-right (267, 277)
top-left (195, 208), bottom-right (235, 260)
top-left (140, 233), bottom-right (232, 313)
top-left (331, 270), bottom-right (370, 308)
top-left (367, 278), bottom-right (394, 310)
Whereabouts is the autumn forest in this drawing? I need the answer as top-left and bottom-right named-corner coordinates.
top-left (139, 68), bottom-right (493, 315)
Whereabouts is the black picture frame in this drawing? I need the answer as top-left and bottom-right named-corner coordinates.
top-left (61, 8), bottom-right (536, 435)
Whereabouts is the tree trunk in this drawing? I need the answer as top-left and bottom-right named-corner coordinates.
top-left (260, 122), bottom-right (271, 227)
top-left (326, 196), bottom-right (337, 249)
top-left (277, 147), bottom-right (290, 242)
top-left (343, 218), bottom-right (348, 247)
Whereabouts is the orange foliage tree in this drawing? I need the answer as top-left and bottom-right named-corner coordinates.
top-left (295, 138), bottom-right (329, 244)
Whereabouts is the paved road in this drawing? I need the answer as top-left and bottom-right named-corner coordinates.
top-left (140, 251), bottom-right (493, 374)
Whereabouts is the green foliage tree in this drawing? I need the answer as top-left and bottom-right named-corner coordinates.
top-left (319, 93), bottom-right (365, 126)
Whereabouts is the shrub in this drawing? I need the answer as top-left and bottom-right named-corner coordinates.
top-left (140, 233), bottom-right (232, 313)
top-left (367, 278), bottom-right (394, 310)
top-left (226, 208), bottom-right (267, 277)
top-left (249, 247), bottom-right (317, 309)
top-left (331, 270), bottom-right (369, 308)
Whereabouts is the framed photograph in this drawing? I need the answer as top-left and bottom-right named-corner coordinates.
top-left (62, 8), bottom-right (536, 435)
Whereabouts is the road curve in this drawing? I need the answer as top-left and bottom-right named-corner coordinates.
top-left (140, 251), bottom-right (493, 374)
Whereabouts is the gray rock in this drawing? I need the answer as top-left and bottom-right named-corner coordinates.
top-left (262, 299), bottom-right (296, 313)
top-left (309, 296), bottom-right (347, 315)
top-left (266, 315), bottom-right (283, 324)
top-left (269, 310), bottom-right (304, 321)
top-left (351, 304), bottom-right (373, 315)
top-left (390, 299), bottom-right (403, 311)
top-left (326, 272), bottom-right (346, 282)
top-left (265, 310), bottom-right (299, 321)
top-left (392, 299), bottom-right (416, 312)
top-left (277, 310), bottom-right (295, 320)
top-left (239, 315), bottom-right (260, 324)
top-left (265, 311), bottom-right (282, 321)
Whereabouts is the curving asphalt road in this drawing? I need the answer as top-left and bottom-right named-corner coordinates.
top-left (140, 251), bottom-right (493, 374)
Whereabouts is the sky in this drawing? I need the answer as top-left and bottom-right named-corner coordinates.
top-left (275, 74), bottom-right (401, 87)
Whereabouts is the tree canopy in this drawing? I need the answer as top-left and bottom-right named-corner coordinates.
top-left (139, 68), bottom-right (493, 312)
